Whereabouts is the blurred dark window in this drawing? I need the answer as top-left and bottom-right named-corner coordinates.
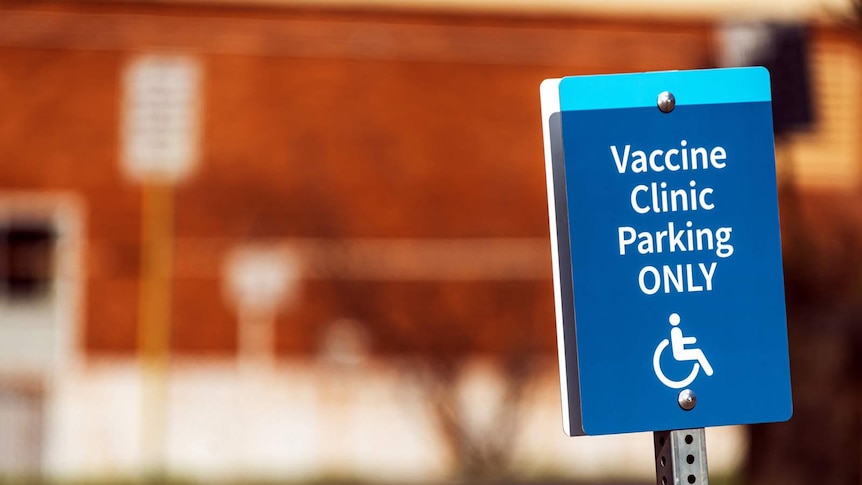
top-left (756, 24), bottom-right (815, 136)
top-left (719, 22), bottom-right (815, 136)
top-left (0, 222), bottom-right (55, 300)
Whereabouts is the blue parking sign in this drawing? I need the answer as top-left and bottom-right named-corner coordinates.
top-left (540, 67), bottom-right (792, 436)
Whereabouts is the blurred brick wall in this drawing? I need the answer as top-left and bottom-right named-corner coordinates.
top-left (0, 2), bottom-right (713, 357)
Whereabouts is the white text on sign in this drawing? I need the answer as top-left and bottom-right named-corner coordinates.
top-left (610, 141), bottom-right (735, 295)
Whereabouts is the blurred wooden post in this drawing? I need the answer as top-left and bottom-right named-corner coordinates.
top-left (138, 181), bottom-right (173, 473)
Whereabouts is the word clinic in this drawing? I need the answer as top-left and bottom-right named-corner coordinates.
top-left (631, 180), bottom-right (713, 215)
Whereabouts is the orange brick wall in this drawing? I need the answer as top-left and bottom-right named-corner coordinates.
top-left (0, 2), bottom-right (714, 356)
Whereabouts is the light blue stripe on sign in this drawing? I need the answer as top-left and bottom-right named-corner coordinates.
top-left (558, 67), bottom-right (771, 112)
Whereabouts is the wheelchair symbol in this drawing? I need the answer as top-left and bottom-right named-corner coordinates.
top-left (653, 313), bottom-right (713, 389)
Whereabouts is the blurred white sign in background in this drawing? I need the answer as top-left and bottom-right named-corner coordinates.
top-left (121, 54), bottom-right (203, 183)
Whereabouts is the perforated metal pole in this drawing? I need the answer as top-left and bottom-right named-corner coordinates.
top-left (654, 428), bottom-right (709, 485)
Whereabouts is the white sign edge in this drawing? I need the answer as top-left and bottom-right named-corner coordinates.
top-left (540, 78), bottom-right (573, 437)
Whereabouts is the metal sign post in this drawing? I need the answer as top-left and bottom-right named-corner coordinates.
top-left (654, 428), bottom-right (708, 485)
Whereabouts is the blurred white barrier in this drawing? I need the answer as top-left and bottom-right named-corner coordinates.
top-left (42, 357), bottom-right (745, 482)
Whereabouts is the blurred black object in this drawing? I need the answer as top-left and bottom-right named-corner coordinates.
top-left (0, 222), bottom-right (55, 299)
top-left (758, 25), bottom-right (815, 135)
top-left (720, 23), bottom-right (814, 136)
